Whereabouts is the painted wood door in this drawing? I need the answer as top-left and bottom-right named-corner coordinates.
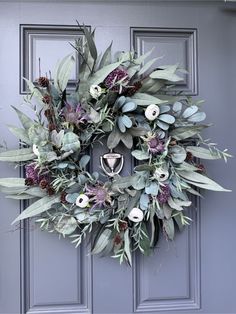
top-left (0, 1), bottom-right (235, 313)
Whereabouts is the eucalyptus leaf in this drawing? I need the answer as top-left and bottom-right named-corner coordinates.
top-left (131, 150), bottom-right (149, 161)
top-left (170, 125), bottom-right (209, 140)
top-left (92, 228), bottom-right (112, 254)
top-left (7, 125), bottom-right (31, 145)
top-left (186, 146), bottom-right (221, 160)
top-left (121, 115), bottom-right (132, 128)
top-left (158, 114), bottom-right (175, 124)
top-left (122, 102), bottom-right (137, 113)
top-left (55, 216), bottom-right (78, 235)
top-left (0, 148), bottom-right (35, 162)
top-left (169, 145), bottom-right (187, 164)
top-left (79, 155), bottom-right (90, 169)
top-left (163, 218), bottom-right (175, 240)
top-left (182, 105), bottom-right (198, 118)
top-left (12, 195), bottom-right (60, 223)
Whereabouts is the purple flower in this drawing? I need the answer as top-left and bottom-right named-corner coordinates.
top-left (157, 185), bottom-right (170, 204)
top-left (86, 184), bottom-right (112, 210)
top-left (25, 163), bottom-right (49, 185)
top-left (148, 137), bottom-right (165, 154)
top-left (104, 68), bottom-right (129, 92)
top-left (63, 103), bottom-right (88, 127)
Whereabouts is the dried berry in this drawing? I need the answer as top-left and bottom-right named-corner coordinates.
top-left (25, 177), bottom-right (34, 186)
top-left (60, 192), bottom-right (68, 204)
top-left (47, 186), bottom-right (55, 196)
top-left (38, 76), bottom-right (49, 88)
top-left (39, 179), bottom-right (49, 189)
top-left (186, 152), bottom-right (194, 162)
top-left (48, 123), bottom-right (56, 131)
top-left (119, 221), bottom-right (128, 231)
top-left (114, 233), bottom-right (122, 245)
top-left (42, 94), bottom-right (51, 104)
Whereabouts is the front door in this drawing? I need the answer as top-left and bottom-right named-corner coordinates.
top-left (0, 1), bottom-right (235, 313)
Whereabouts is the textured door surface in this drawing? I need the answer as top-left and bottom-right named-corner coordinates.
top-left (0, 1), bottom-right (235, 314)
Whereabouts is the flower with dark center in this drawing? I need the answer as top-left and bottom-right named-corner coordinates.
top-left (157, 184), bottom-right (171, 204)
top-left (148, 136), bottom-right (165, 155)
top-left (38, 77), bottom-right (49, 88)
top-left (104, 68), bottom-right (129, 92)
top-left (86, 184), bottom-right (112, 210)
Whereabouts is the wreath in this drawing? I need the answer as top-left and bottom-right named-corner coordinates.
top-left (0, 25), bottom-right (231, 265)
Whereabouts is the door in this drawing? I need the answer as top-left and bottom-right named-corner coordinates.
top-left (0, 1), bottom-right (235, 313)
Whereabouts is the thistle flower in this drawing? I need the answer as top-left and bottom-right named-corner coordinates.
top-left (63, 103), bottom-right (88, 127)
top-left (157, 184), bottom-right (170, 204)
top-left (104, 68), bottom-right (129, 92)
top-left (86, 184), bottom-right (112, 210)
top-left (148, 136), bottom-right (165, 154)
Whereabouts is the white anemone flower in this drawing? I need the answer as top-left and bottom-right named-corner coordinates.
top-left (128, 207), bottom-right (144, 223)
top-left (145, 104), bottom-right (160, 121)
top-left (90, 85), bottom-right (102, 99)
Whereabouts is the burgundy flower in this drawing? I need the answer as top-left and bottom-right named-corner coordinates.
top-left (114, 233), bottom-right (123, 245)
top-left (25, 163), bottom-right (40, 185)
top-left (148, 137), bottom-right (165, 154)
top-left (157, 184), bottom-right (170, 204)
top-left (104, 68), bottom-right (129, 92)
top-left (25, 163), bottom-right (49, 186)
top-left (86, 184), bottom-right (112, 210)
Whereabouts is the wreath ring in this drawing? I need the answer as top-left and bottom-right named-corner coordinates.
top-left (0, 24), bottom-right (231, 265)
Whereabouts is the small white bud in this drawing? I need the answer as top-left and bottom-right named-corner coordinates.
top-left (128, 207), bottom-right (144, 223)
top-left (90, 85), bottom-right (102, 99)
top-left (145, 104), bottom-right (160, 121)
top-left (76, 194), bottom-right (89, 208)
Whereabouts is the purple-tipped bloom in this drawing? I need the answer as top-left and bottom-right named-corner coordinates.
top-left (104, 68), bottom-right (129, 92)
top-left (63, 103), bottom-right (88, 127)
top-left (148, 137), bottom-right (165, 155)
top-left (86, 185), bottom-right (111, 210)
top-left (157, 184), bottom-right (170, 204)
top-left (25, 163), bottom-right (40, 184)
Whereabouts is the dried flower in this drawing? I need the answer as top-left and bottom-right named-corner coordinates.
top-left (44, 109), bottom-right (54, 118)
top-left (157, 185), bottom-right (170, 204)
top-left (38, 77), bottom-right (49, 88)
top-left (104, 68), bottom-right (129, 92)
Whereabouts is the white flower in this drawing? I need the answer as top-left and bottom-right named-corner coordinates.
top-left (76, 194), bottom-right (89, 208)
top-left (145, 104), bottom-right (160, 121)
top-left (90, 85), bottom-right (102, 99)
top-left (128, 207), bottom-right (144, 223)
top-left (32, 144), bottom-right (40, 156)
top-left (154, 167), bottom-right (169, 182)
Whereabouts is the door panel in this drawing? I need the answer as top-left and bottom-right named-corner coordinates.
top-left (0, 1), bottom-right (235, 314)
